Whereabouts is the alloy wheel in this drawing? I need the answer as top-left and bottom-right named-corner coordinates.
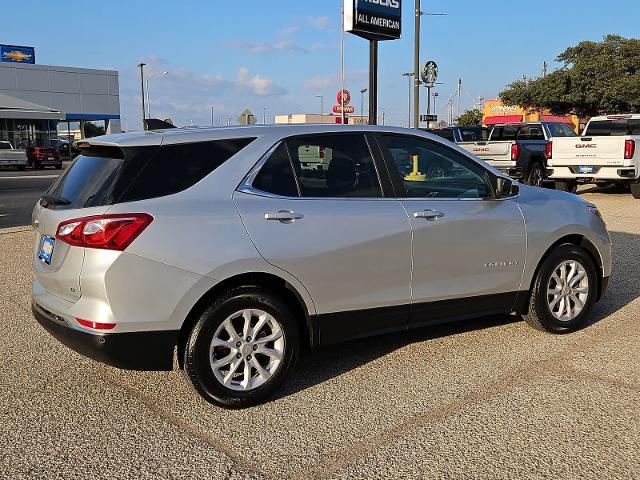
top-left (546, 260), bottom-right (589, 321)
top-left (209, 309), bottom-right (285, 391)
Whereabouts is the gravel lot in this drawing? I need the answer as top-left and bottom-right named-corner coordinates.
top-left (1, 186), bottom-right (639, 479)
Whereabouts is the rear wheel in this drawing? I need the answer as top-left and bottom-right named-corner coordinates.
top-left (17, 165), bottom-right (25, 171)
top-left (527, 162), bottom-right (545, 187)
top-left (33, 161), bottom-right (42, 170)
top-left (183, 286), bottom-right (299, 408)
top-left (524, 245), bottom-right (598, 333)
top-left (631, 181), bottom-right (640, 199)
top-left (554, 180), bottom-right (578, 194)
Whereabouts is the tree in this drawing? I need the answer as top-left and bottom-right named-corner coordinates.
top-left (500, 35), bottom-right (640, 118)
top-left (456, 108), bottom-right (483, 125)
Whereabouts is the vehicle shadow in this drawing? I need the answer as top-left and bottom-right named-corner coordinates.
top-left (278, 313), bottom-right (519, 400)
top-left (278, 230), bottom-right (640, 399)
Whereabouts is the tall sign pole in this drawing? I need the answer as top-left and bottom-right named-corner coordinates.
top-left (413, 0), bottom-right (420, 129)
top-left (344, 0), bottom-right (402, 126)
top-left (369, 40), bottom-right (378, 125)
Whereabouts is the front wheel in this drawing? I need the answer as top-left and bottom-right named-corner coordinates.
top-left (631, 181), bottom-right (640, 199)
top-left (183, 286), bottom-right (299, 408)
top-left (526, 162), bottom-right (545, 187)
top-left (524, 245), bottom-right (598, 333)
top-left (554, 180), bottom-right (578, 194)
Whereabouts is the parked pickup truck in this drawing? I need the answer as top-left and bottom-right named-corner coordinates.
top-left (458, 122), bottom-right (576, 187)
top-left (0, 141), bottom-right (28, 170)
top-left (423, 125), bottom-right (491, 143)
top-left (547, 114), bottom-right (640, 198)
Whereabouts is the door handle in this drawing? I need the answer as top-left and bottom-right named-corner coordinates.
top-left (264, 210), bottom-right (304, 222)
top-left (413, 209), bottom-right (444, 221)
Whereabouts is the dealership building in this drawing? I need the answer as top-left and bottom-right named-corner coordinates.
top-left (0, 44), bottom-right (120, 148)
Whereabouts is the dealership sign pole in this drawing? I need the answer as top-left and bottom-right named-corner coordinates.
top-left (344, 0), bottom-right (402, 125)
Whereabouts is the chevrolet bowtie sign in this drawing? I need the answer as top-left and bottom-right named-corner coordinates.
top-left (344, 0), bottom-right (402, 41)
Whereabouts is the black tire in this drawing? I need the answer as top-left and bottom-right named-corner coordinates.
top-left (526, 162), bottom-right (545, 187)
top-left (631, 181), bottom-right (640, 199)
top-left (17, 165), bottom-right (25, 171)
top-left (524, 244), bottom-right (598, 333)
top-left (184, 286), bottom-right (299, 408)
top-left (33, 161), bottom-right (42, 170)
top-left (554, 180), bottom-right (578, 194)
top-left (56, 163), bottom-right (63, 170)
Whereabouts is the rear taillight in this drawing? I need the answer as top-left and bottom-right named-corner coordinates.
top-left (56, 213), bottom-right (153, 250)
top-left (545, 141), bottom-right (552, 160)
top-left (625, 139), bottom-right (635, 160)
top-left (76, 318), bottom-right (117, 330)
top-left (511, 144), bottom-right (520, 161)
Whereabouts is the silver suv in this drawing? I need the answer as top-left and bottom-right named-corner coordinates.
top-left (31, 125), bottom-right (612, 408)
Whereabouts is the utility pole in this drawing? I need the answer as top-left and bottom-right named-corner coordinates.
top-left (413, 0), bottom-right (421, 129)
top-left (402, 72), bottom-right (413, 128)
top-left (457, 78), bottom-right (462, 120)
top-left (211, 106), bottom-right (215, 126)
top-left (360, 88), bottom-right (367, 124)
top-left (263, 107), bottom-right (267, 124)
top-left (542, 61), bottom-right (548, 77)
top-left (138, 63), bottom-right (146, 129)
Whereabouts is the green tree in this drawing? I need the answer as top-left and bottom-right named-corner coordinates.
top-left (456, 108), bottom-right (483, 125)
top-left (500, 35), bottom-right (640, 118)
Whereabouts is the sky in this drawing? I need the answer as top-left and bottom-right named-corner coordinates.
top-left (2, 0), bottom-right (637, 129)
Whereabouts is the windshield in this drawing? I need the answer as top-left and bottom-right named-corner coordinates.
top-left (585, 119), bottom-right (640, 136)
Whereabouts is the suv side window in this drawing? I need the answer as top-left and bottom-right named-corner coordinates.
top-left (252, 143), bottom-right (299, 197)
top-left (285, 134), bottom-right (382, 198)
top-left (382, 135), bottom-right (492, 199)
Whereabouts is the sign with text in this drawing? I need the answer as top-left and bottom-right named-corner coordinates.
top-left (333, 105), bottom-right (355, 114)
top-left (1, 45), bottom-right (35, 64)
top-left (420, 114), bottom-right (438, 122)
top-left (344, 0), bottom-right (402, 41)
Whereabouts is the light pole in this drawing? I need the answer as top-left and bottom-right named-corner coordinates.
top-left (263, 107), bottom-right (267, 124)
top-left (413, 5), bottom-right (447, 129)
top-left (315, 95), bottom-right (324, 120)
top-left (146, 71), bottom-right (167, 118)
top-left (211, 106), bottom-right (215, 126)
top-left (402, 72), bottom-right (413, 128)
top-left (380, 107), bottom-right (386, 126)
top-left (137, 63), bottom-right (146, 128)
top-left (360, 88), bottom-right (367, 124)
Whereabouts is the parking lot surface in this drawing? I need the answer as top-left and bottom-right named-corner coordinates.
top-left (1, 186), bottom-right (639, 479)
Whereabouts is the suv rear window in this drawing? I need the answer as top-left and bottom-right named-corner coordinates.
top-left (584, 120), bottom-right (640, 136)
top-left (45, 138), bottom-right (255, 209)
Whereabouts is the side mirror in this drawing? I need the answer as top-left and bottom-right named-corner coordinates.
top-left (495, 176), bottom-right (519, 198)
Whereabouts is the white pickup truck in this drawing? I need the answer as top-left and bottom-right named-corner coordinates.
top-left (0, 141), bottom-right (28, 170)
top-left (548, 114), bottom-right (640, 198)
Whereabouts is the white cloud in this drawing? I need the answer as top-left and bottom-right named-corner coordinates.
top-left (304, 73), bottom-right (338, 90)
top-left (236, 67), bottom-right (285, 96)
top-left (304, 16), bottom-right (331, 29)
top-left (224, 39), bottom-right (306, 54)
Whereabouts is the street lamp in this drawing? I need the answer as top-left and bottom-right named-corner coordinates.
top-left (413, 2), bottom-right (447, 128)
top-left (137, 63), bottom-right (146, 129)
top-left (401, 72), bottom-right (413, 128)
top-left (315, 95), bottom-right (324, 121)
top-left (211, 106), bottom-right (215, 126)
top-left (360, 88), bottom-right (367, 124)
top-left (146, 71), bottom-right (168, 118)
top-left (263, 107), bottom-right (267, 124)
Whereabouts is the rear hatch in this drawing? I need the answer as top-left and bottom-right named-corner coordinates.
top-left (36, 147), bottom-right (59, 161)
top-left (551, 136), bottom-right (626, 166)
top-left (33, 148), bottom-right (126, 302)
top-left (459, 141), bottom-right (513, 167)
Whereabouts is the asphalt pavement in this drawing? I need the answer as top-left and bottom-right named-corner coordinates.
top-left (0, 187), bottom-right (639, 479)
top-left (0, 168), bottom-right (62, 228)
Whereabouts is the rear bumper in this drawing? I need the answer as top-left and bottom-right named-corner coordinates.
top-left (32, 302), bottom-right (177, 371)
top-left (547, 166), bottom-right (639, 182)
top-left (496, 166), bottom-right (524, 179)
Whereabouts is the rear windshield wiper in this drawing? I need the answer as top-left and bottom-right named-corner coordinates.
top-left (40, 193), bottom-right (71, 207)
